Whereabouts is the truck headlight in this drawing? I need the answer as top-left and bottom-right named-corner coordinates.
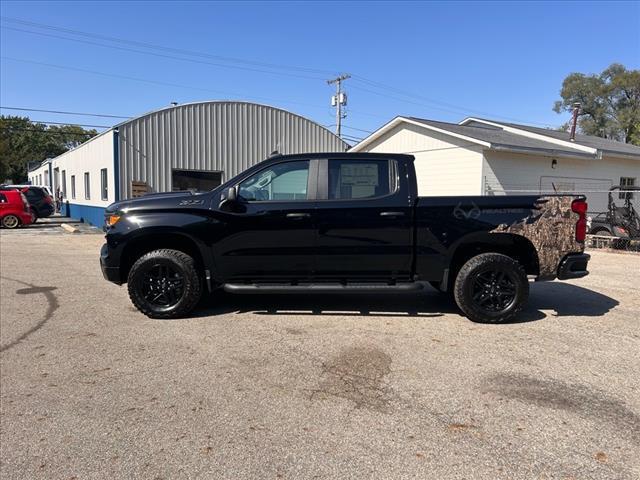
top-left (106, 214), bottom-right (121, 226)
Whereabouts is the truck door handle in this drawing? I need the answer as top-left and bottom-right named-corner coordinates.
top-left (380, 211), bottom-right (405, 217)
top-left (286, 212), bottom-right (311, 219)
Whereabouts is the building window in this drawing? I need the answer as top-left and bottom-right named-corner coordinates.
top-left (61, 170), bottom-right (67, 198)
top-left (71, 175), bottom-right (76, 199)
top-left (100, 168), bottom-right (108, 201)
top-left (84, 172), bottom-right (90, 200)
top-left (620, 177), bottom-right (635, 200)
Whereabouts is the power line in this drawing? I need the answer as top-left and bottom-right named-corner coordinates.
top-left (350, 75), bottom-right (557, 128)
top-left (0, 16), bottom-right (337, 76)
top-left (28, 120), bottom-right (109, 128)
top-left (326, 124), bottom-right (373, 134)
top-left (342, 125), bottom-right (373, 134)
top-left (2, 105), bottom-right (378, 138)
top-left (0, 56), bottom-right (331, 113)
top-left (1, 24), bottom-right (328, 82)
top-left (0, 126), bottom-right (97, 136)
top-left (0, 106), bottom-right (130, 119)
top-left (349, 82), bottom-right (481, 118)
top-left (1, 16), bottom-right (559, 128)
top-left (1, 57), bottom-right (390, 122)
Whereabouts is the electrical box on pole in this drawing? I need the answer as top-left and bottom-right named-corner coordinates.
top-left (327, 74), bottom-right (351, 138)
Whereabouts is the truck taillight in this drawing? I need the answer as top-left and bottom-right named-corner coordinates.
top-left (572, 199), bottom-right (588, 242)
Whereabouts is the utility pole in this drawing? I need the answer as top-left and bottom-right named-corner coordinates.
top-left (327, 74), bottom-right (351, 138)
top-left (569, 102), bottom-right (581, 142)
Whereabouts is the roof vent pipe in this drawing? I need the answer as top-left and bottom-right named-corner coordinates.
top-left (569, 102), bottom-right (580, 142)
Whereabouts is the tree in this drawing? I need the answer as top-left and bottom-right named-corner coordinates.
top-left (553, 63), bottom-right (640, 145)
top-left (0, 116), bottom-right (98, 183)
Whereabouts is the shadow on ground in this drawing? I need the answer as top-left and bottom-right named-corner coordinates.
top-left (185, 281), bottom-right (618, 323)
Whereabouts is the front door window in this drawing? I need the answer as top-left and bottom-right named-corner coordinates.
top-left (238, 160), bottom-right (309, 202)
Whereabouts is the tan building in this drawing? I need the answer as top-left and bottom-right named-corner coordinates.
top-left (351, 116), bottom-right (640, 214)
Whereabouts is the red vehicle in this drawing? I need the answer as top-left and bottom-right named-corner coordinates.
top-left (0, 190), bottom-right (34, 229)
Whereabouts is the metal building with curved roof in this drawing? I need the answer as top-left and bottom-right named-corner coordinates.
top-left (29, 101), bottom-right (348, 225)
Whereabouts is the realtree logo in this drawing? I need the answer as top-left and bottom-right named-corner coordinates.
top-left (453, 202), bottom-right (481, 220)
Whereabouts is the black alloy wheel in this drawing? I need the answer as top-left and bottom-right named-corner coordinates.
top-left (141, 264), bottom-right (185, 308)
top-left (127, 249), bottom-right (202, 319)
top-left (470, 269), bottom-right (517, 313)
top-left (454, 253), bottom-right (528, 324)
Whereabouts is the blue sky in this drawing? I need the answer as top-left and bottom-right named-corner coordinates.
top-left (1, 1), bottom-right (638, 142)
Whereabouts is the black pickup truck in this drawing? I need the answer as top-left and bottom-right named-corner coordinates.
top-left (100, 153), bottom-right (590, 323)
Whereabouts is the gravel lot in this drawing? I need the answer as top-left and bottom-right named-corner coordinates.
top-left (1, 232), bottom-right (639, 479)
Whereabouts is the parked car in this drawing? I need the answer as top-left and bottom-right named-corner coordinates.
top-left (100, 153), bottom-right (590, 323)
top-left (3, 184), bottom-right (54, 198)
top-left (0, 189), bottom-right (34, 229)
top-left (0, 186), bottom-right (55, 219)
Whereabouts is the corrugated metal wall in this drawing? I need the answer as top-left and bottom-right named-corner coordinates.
top-left (117, 101), bottom-right (348, 199)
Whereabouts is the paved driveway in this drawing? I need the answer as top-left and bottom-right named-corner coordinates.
top-left (1, 232), bottom-right (638, 479)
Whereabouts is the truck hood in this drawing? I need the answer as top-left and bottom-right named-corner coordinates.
top-left (105, 191), bottom-right (212, 214)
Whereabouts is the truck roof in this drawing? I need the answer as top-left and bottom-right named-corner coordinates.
top-left (269, 152), bottom-right (415, 162)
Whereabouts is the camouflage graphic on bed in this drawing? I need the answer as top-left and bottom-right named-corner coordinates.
top-left (490, 196), bottom-right (583, 279)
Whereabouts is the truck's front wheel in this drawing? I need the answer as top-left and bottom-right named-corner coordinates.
top-left (127, 249), bottom-right (202, 319)
top-left (453, 253), bottom-right (528, 324)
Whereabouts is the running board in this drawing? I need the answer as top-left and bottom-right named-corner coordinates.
top-left (223, 282), bottom-right (424, 294)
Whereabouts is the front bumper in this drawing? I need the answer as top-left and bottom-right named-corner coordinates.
top-left (100, 243), bottom-right (123, 284)
top-left (557, 253), bottom-right (590, 280)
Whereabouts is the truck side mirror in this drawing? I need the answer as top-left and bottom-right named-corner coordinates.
top-left (219, 186), bottom-right (241, 212)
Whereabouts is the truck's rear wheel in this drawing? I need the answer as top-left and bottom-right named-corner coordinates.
top-left (127, 249), bottom-right (202, 319)
top-left (453, 253), bottom-right (528, 324)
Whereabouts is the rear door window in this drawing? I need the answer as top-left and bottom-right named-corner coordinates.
top-left (327, 159), bottom-right (397, 200)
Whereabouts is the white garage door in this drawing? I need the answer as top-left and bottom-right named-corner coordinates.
top-left (539, 176), bottom-right (612, 214)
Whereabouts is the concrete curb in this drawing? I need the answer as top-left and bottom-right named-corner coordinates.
top-left (60, 223), bottom-right (80, 234)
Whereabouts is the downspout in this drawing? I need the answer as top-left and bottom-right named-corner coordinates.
top-left (113, 128), bottom-right (120, 201)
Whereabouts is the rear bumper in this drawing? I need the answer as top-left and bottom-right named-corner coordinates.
top-left (36, 204), bottom-right (55, 217)
top-left (17, 211), bottom-right (34, 225)
top-left (100, 243), bottom-right (123, 284)
top-left (557, 253), bottom-right (590, 280)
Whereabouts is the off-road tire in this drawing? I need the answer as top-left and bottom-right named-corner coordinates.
top-left (127, 249), bottom-right (202, 319)
top-left (2, 215), bottom-right (21, 229)
top-left (453, 253), bottom-right (528, 324)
